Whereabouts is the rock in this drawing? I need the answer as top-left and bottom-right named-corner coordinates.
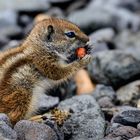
top-left (105, 126), bottom-right (140, 139)
top-left (90, 42), bottom-right (109, 54)
top-left (119, 0), bottom-right (140, 12)
top-left (0, 25), bottom-right (22, 39)
top-left (58, 95), bottom-right (105, 140)
top-left (112, 109), bottom-right (140, 127)
top-left (14, 120), bottom-right (63, 140)
top-left (47, 7), bottom-right (65, 18)
top-left (137, 123), bottom-right (140, 130)
top-left (102, 137), bottom-right (122, 140)
top-left (98, 97), bottom-right (114, 108)
top-left (114, 30), bottom-right (140, 50)
top-left (0, 113), bottom-right (11, 127)
top-left (106, 123), bottom-right (123, 135)
top-left (68, 0), bottom-right (140, 32)
top-left (88, 49), bottom-right (140, 88)
top-left (0, 121), bottom-right (17, 140)
top-left (66, 0), bottom-right (89, 15)
top-left (89, 28), bottom-right (115, 43)
top-left (2, 40), bottom-right (20, 51)
top-left (89, 28), bottom-right (114, 54)
top-left (130, 137), bottom-right (140, 140)
top-left (92, 84), bottom-right (116, 101)
top-left (48, 0), bottom-right (72, 3)
top-left (0, 10), bottom-right (17, 28)
top-left (0, 0), bottom-right (50, 11)
top-left (18, 15), bottom-right (33, 27)
top-left (0, 37), bottom-right (9, 50)
top-left (102, 106), bottom-right (138, 123)
top-left (116, 80), bottom-right (140, 105)
top-left (36, 95), bottom-right (59, 114)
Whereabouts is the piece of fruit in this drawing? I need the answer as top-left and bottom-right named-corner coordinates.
top-left (76, 47), bottom-right (86, 58)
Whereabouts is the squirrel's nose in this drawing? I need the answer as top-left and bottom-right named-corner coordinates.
top-left (77, 35), bottom-right (89, 43)
top-left (84, 36), bottom-right (89, 43)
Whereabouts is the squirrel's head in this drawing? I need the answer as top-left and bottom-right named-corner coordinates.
top-left (27, 17), bottom-right (91, 64)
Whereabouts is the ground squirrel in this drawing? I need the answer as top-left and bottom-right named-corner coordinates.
top-left (0, 17), bottom-right (93, 124)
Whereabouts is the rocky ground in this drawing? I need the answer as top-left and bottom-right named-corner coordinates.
top-left (1, 0), bottom-right (140, 140)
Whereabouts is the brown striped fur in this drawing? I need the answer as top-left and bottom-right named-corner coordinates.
top-left (0, 17), bottom-right (91, 124)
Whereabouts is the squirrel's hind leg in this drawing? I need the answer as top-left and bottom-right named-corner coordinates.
top-left (29, 108), bottom-right (71, 126)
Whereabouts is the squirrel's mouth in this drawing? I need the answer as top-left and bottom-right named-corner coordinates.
top-left (66, 44), bottom-right (92, 63)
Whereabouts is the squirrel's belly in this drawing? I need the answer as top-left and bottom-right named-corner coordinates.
top-left (24, 79), bottom-right (54, 119)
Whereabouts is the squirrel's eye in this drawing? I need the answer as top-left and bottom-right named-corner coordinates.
top-left (65, 32), bottom-right (76, 38)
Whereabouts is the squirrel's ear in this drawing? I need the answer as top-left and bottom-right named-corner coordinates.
top-left (47, 25), bottom-right (54, 41)
top-left (48, 25), bottom-right (54, 34)
top-left (34, 14), bottom-right (51, 23)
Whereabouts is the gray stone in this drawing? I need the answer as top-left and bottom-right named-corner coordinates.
top-left (98, 97), bottom-right (114, 108)
top-left (46, 7), bottom-right (65, 18)
top-left (0, 25), bottom-right (22, 39)
top-left (137, 123), bottom-right (140, 130)
top-left (130, 137), bottom-right (140, 140)
top-left (106, 123), bottom-right (123, 135)
top-left (114, 30), bottom-right (140, 50)
top-left (88, 49), bottom-right (140, 88)
top-left (89, 28), bottom-right (114, 54)
top-left (0, 10), bottom-right (17, 28)
top-left (92, 84), bottom-right (116, 101)
top-left (102, 137), bottom-right (122, 140)
top-left (58, 95), bottom-right (105, 140)
top-left (89, 28), bottom-right (115, 43)
top-left (48, 0), bottom-right (71, 3)
top-left (0, 121), bottom-right (17, 140)
top-left (118, 0), bottom-right (140, 11)
top-left (2, 40), bottom-right (20, 51)
top-left (14, 120), bottom-right (61, 140)
top-left (68, 0), bottom-right (140, 31)
top-left (112, 109), bottom-right (140, 127)
top-left (0, 37), bottom-right (9, 50)
top-left (37, 95), bottom-right (59, 113)
top-left (0, 113), bottom-right (17, 139)
top-left (90, 42), bottom-right (109, 55)
top-left (105, 126), bottom-right (140, 139)
top-left (0, 0), bottom-right (50, 11)
top-left (101, 106), bottom-right (137, 122)
top-left (116, 80), bottom-right (140, 105)
top-left (0, 113), bottom-right (11, 127)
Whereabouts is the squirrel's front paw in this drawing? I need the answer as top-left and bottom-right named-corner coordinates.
top-left (79, 54), bottom-right (93, 66)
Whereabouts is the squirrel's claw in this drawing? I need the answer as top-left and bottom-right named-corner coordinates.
top-left (29, 108), bottom-right (71, 126)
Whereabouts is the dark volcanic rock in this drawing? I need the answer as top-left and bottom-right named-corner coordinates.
top-left (58, 95), bottom-right (105, 140)
top-left (106, 123), bottom-right (123, 135)
top-left (37, 95), bottom-right (59, 114)
top-left (130, 137), bottom-right (140, 140)
top-left (116, 80), bottom-right (140, 105)
top-left (105, 126), bottom-right (140, 139)
top-left (0, 114), bottom-right (17, 139)
top-left (92, 84), bottom-right (116, 101)
top-left (0, 37), bottom-right (9, 50)
top-left (98, 96), bottom-right (115, 108)
top-left (88, 49), bottom-right (140, 88)
top-left (102, 137), bottom-right (122, 140)
top-left (112, 109), bottom-right (140, 127)
top-left (14, 120), bottom-right (63, 140)
top-left (0, 113), bottom-right (12, 127)
top-left (0, 0), bottom-right (50, 11)
top-left (114, 30), bottom-right (140, 50)
top-left (68, 0), bottom-right (140, 32)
